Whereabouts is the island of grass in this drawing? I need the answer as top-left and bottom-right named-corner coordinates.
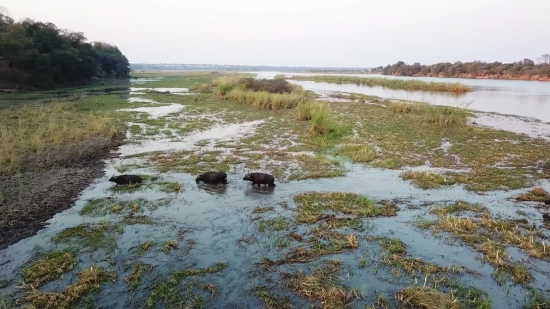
top-left (283, 74), bottom-right (472, 93)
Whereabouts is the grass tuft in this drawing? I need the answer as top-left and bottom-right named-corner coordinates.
top-left (20, 251), bottom-right (75, 288)
top-left (401, 170), bottom-right (456, 189)
top-left (395, 286), bottom-right (460, 309)
top-left (516, 187), bottom-right (549, 202)
top-left (19, 266), bottom-right (115, 309)
top-left (293, 192), bottom-right (398, 224)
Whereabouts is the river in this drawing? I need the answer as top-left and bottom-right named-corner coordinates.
top-left (252, 71), bottom-right (550, 123)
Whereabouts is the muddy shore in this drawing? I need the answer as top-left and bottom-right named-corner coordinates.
top-left (0, 139), bottom-right (121, 250)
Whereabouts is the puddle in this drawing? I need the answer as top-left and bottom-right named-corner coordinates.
top-left (119, 104), bottom-right (184, 118)
top-left (127, 97), bottom-right (159, 104)
top-left (130, 87), bottom-right (189, 93)
top-left (469, 112), bottom-right (550, 141)
top-left (119, 120), bottom-right (264, 157)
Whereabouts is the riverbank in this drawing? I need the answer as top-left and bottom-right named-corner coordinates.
top-left (0, 99), bottom-right (128, 249)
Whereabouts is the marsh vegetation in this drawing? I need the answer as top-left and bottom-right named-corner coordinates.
top-left (1, 71), bottom-right (549, 308)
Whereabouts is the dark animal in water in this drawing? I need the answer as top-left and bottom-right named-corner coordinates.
top-left (545, 198), bottom-right (550, 205)
top-left (196, 172), bottom-right (228, 185)
top-left (109, 174), bottom-right (143, 185)
top-left (243, 172), bottom-right (275, 187)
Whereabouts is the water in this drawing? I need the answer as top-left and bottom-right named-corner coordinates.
top-left (252, 71), bottom-right (550, 123)
top-left (2, 77), bottom-right (550, 308)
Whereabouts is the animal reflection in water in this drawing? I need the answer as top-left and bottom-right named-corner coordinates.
top-left (197, 183), bottom-right (228, 195)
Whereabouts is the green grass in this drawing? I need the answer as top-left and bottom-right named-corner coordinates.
top-left (51, 223), bottom-right (121, 252)
top-left (287, 75), bottom-right (472, 93)
top-left (336, 143), bottom-right (377, 163)
top-left (223, 88), bottom-right (307, 110)
top-left (401, 170), bottom-right (456, 189)
top-left (158, 182), bottom-right (182, 193)
top-left (388, 102), bottom-right (468, 127)
top-left (293, 192), bottom-right (399, 223)
top-left (429, 201), bottom-right (488, 216)
top-left (136, 240), bottom-right (154, 256)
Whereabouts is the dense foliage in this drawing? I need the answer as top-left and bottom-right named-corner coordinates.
top-left (380, 55), bottom-right (550, 80)
top-left (0, 9), bottom-right (130, 89)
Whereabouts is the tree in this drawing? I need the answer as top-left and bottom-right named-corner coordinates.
top-left (538, 54), bottom-right (550, 64)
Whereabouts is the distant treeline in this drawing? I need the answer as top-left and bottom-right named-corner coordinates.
top-left (131, 63), bottom-right (371, 73)
top-left (380, 55), bottom-right (550, 81)
top-left (0, 8), bottom-right (130, 89)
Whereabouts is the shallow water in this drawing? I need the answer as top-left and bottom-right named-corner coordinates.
top-left (252, 71), bottom-right (550, 122)
top-left (2, 80), bottom-right (550, 308)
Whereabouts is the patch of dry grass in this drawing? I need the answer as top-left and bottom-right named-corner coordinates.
top-left (395, 286), bottom-right (460, 309)
top-left (19, 266), bottom-right (115, 309)
top-left (124, 262), bottom-right (153, 290)
top-left (161, 240), bottom-right (178, 254)
top-left (285, 260), bottom-right (355, 309)
top-left (0, 103), bottom-right (124, 174)
top-left (20, 251), bottom-right (75, 288)
top-left (516, 187), bottom-right (549, 202)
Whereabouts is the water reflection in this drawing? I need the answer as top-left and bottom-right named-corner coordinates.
top-left (197, 183), bottom-right (228, 195)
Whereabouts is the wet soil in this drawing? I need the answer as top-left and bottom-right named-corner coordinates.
top-left (0, 139), bottom-right (121, 250)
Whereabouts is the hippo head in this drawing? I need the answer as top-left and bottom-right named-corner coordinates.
top-left (195, 174), bottom-right (204, 183)
top-left (243, 173), bottom-right (251, 181)
top-left (109, 175), bottom-right (117, 182)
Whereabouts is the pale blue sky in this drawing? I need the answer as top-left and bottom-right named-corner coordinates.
top-left (2, 0), bottom-right (549, 67)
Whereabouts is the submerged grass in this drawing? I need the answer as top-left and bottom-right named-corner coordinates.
top-left (418, 209), bottom-right (542, 284)
top-left (124, 262), bottom-right (153, 290)
top-left (144, 263), bottom-right (227, 309)
top-left (287, 75), bottom-right (471, 93)
top-left (388, 102), bottom-right (468, 127)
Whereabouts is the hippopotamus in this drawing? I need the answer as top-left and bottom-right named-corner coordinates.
top-left (243, 172), bottom-right (275, 187)
top-left (195, 171), bottom-right (228, 185)
top-left (109, 174), bottom-right (143, 185)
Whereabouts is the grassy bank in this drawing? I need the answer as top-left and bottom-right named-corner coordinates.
top-left (286, 74), bottom-right (472, 93)
top-left (0, 102), bottom-right (125, 175)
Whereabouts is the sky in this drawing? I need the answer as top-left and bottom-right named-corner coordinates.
top-left (2, 0), bottom-right (549, 67)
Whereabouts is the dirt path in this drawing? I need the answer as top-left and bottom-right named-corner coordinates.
top-left (0, 141), bottom-right (120, 250)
